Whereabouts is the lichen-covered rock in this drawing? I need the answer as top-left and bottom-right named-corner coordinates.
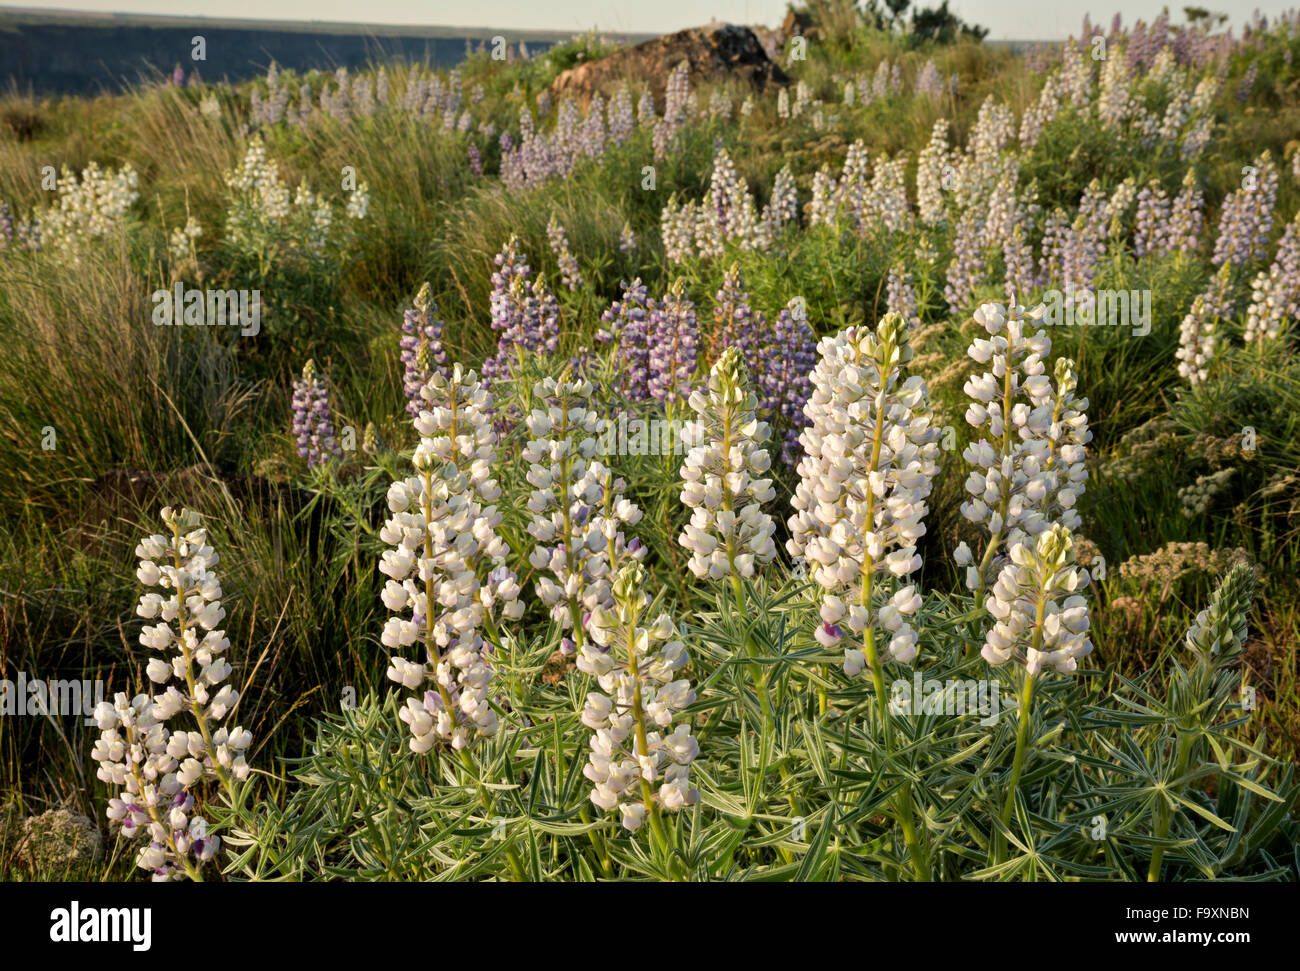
top-left (550, 22), bottom-right (789, 108)
top-left (20, 809), bottom-right (103, 874)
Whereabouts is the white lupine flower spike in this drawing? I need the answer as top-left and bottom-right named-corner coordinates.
top-left (525, 373), bottom-right (644, 650)
top-left (788, 312), bottom-right (939, 679)
top-left (982, 525), bottom-right (1093, 676)
top-left (785, 313), bottom-right (937, 881)
top-left (985, 523), bottom-right (1092, 865)
top-left (958, 297), bottom-right (1090, 601)
top-left (92, 506), bottom-right (252, 881)
top-left (678, 346), bottom-right (778, 583)
top-left (578, 562), bottom-right (698, 840)
top-left (381, 363), bottom-right (524, 754)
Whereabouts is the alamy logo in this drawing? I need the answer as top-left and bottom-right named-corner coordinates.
top-left (0, 673), bottom-right (105, 726)
top-left (151, 282), bottom-right (261, 336)
top-left (890, 673), bottom-right (1010, 726)
top-left (1039, 287), bottom-right (1151, 336)
top-left (594, 415), bottom-right (690, 456)
top-left (49, 902), bottom-right (151, 951)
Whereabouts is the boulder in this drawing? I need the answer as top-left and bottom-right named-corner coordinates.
top-left (549, 22), bottom-right (789, 108)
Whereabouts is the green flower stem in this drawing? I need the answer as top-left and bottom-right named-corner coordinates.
top-left (169, 522), bottom-right (235, 801)
top-left (626, 610), bottom-right (673, 871)
top-left (994, 668), bottom-right (1037, 866)
top-left (852, 337), bottom-right (930, 881)
top-left (970, 352), bottom-right (1017, 642)
top-left (729, 575), bottom-right (776, 728)
top-left (453, 748), bottom-right (526, 882)
top-left (1147, 728), bottom-right (1195, 882)
top-left (862, 625), bottom-right (930, 881)
top-left (715, 392), bottom-right (778, 743)
top-left (579, 803), bottom-right (613, 878)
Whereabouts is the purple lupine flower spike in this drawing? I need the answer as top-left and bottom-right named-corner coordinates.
top-left (599, 278), bottom-right (653, 402)
top-left (400, 283), bottom-right (448, 417)
top-left (767, 298), bottom-right (817, 466)
top-left (1211, 151), bottom-right (1279, 268)
top-left (291, 359), bottom-right (341, 468)
top-left (648, 278), bottom-right (699, 407)
top-left (481, 237), bottom-right (560, 390)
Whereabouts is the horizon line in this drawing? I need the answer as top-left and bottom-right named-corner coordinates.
top-left (0, 4), bottom-right (1069, 43)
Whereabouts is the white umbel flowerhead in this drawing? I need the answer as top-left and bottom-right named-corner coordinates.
top-left (92, 506), bottom-right (252, 880)
top-left (578, 562), bottom-right (698, 831)
top-left (787, 313), bottom-right (940, 675)
top-left (982, 523), bottom-right (1093, 675)
top-left (678, 346), bottom-right (777, 580)
top-left (381, 363), bottom-right (524, 754)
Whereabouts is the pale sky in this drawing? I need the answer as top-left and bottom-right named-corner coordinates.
top-left (4, 0), bottom-right (1294, 41)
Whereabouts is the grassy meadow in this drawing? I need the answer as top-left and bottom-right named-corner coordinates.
top-left (0, 4), bottom-right (1298, 882)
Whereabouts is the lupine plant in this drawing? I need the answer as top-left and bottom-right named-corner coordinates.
top-left (223, 138), bottom-right (368, 277)
top-left (399, 283), bottom-right (450, 417)
top-left (380, 364), bottom-right (523, 752)
top-left (290, 359), bottom-right (342, 469)
top-left (93, 508), bottom-right (252, 881)
top-left (18, 161), bottom-right (140, 258)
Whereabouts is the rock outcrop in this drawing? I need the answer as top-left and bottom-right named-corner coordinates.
top-left (549, 22), bottom-right (789, 107)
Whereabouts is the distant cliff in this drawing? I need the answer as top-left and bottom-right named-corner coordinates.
top-left (0, 9), bottom-right (631, 94)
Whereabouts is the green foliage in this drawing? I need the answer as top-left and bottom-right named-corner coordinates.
top-left (207, 558), bottom-right (1295, 881)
